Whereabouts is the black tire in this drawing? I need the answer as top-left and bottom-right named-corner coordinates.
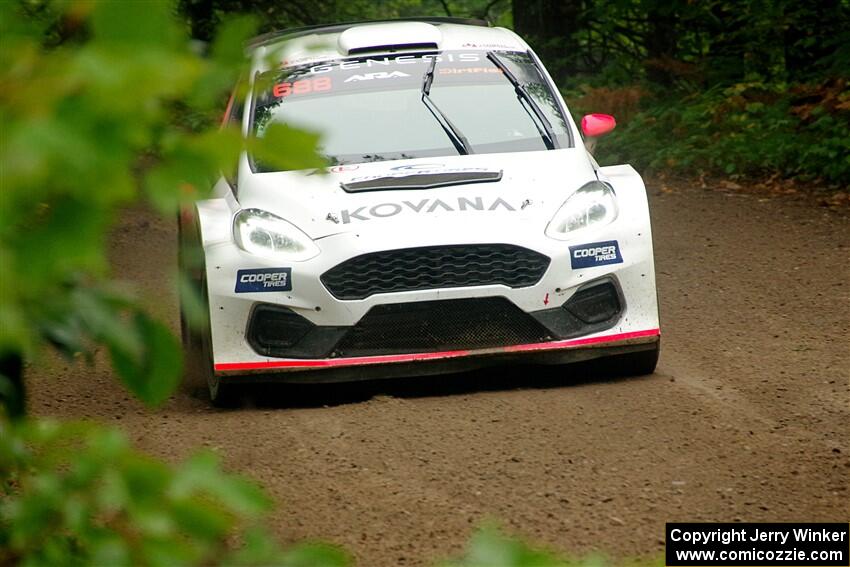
top-left (178, 212), bottom-right (241, 408)
top-left (207, 371), bottom-right (241, 408)
top-left (188, 315), bottom-right (240, 408)
top-left (597, 340), bottom-right (660, 377)
top-left (177, 212), bottom-right (198, 352)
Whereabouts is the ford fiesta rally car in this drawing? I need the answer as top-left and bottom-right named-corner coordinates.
top-left (179, 18), bottom-right (661, 405)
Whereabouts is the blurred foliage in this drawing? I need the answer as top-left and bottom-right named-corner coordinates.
top-left (0, 0), bottom-right (324, 561)
top-left (0, 418), bottom-right (349, 566)
top-left (441, 527), bottom-right (660, 567)
top-left (441, 527), bottom-right (595, 567)
top-left (0, 0), bottom-right (323, 414)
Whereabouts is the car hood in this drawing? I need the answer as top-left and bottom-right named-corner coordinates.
top-left (236, 149), bottom-right (597, 239)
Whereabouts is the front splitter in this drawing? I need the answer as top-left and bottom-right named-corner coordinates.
top-left (214, 328), bottom-right (660, 383)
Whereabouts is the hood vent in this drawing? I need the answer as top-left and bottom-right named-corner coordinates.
top-left (340, 170), bottom-right (503, 192)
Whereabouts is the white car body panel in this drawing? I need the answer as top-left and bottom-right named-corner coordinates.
top-left (191, 20), bottom-right (660, 378)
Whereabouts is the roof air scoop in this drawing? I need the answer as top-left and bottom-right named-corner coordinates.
top-left (338, 22), bottom-right (442, 55)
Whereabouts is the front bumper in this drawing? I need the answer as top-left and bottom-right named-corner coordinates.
top-left (200, 182), bottom-right (660, 379)
top-left (243, 277), bottom-right (625, 359)
top-left (203, 235), bottom-right (659, 379)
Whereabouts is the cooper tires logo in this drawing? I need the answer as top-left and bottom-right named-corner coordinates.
top-left (235, 268), bottom-right (292, 293)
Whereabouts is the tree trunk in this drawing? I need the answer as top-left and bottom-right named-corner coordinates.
top-left (0, 352), bottom-right (25, 419)
top-left (644, 3), bottom-right (679, 85)
top-left (512, 0), bottom-right (583, 82)
top-left (179, 0), bottom-right (216, 42)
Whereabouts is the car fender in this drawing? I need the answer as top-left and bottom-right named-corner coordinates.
top-left (597, 164), bottom-right (659, 328)
top-left (597, 164), bottom-right (651, 226)
top-left (195, 177), bottom-right (238, 249)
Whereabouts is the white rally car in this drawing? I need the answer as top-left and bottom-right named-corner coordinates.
top-left (179, 17), bottom-right (660, 405)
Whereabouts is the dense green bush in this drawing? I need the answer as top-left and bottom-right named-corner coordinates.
top-left (511, 0), bottom-right (849, 187)
top-left (590, 80), bottom-right (850, 184)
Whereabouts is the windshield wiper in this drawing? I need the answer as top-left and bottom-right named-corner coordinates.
top-left (486, 51), bottom-right (557, 150)
top-left (421, 56), bottom-right (473, 155)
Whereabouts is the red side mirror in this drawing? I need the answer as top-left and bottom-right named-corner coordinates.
top-left (581, 113), bottom-right (617, 137)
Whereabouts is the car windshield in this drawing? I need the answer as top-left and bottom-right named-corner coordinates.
top-left (251, 50), bottom-right (571, 170)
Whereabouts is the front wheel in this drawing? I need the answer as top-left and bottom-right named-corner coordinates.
top-left (596, 340), bottom-right (660, 377)
top-left (184, 266), bottom-right (242, 408)
top-left (206, 369), bottom-right (241, 408)
top-left (179, 212), bottom-right (242, 408)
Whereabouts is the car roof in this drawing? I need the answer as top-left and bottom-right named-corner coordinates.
top-left (248, 18), bottom-right (530, 73)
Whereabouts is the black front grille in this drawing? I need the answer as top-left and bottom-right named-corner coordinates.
top-left (321, 244), bottom-right (550, 300)
top-left (332, 297), bottom-right (552, 357)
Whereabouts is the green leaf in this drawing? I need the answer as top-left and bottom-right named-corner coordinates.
top-left (90, 533), bottom-right (132, 567)
top-left (443, 527), bottom-right (573, 567)
top-left (174, 452), bottom-right (271, 516)
top-left (249, 123), bottom-right (327, 172)
top-left (109, 313), bottom-right (182, 406)
top-left (210, 16), bottom-right (259, 69)
top-left (96, 468), bottom-right (130, 514)
top-left (177, 272), bottom-right (208, 332)
top-left (90, 0), bottom-right (180, 49)
top-left (139, 537), bottom-right (199, 567)
top-left (74, 288), bottom-right (142, 362)
top-left (170, 500), bottom-right (231, 541)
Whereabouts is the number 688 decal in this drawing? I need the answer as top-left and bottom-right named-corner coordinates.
top-left (273, 77), bottom-right (332, 98)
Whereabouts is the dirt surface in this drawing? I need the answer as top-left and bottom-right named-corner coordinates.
top-left (28, 183), bottom-right (850, 565)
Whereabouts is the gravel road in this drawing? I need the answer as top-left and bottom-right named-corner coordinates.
top-left (28, 183), bottom-right (850, 566)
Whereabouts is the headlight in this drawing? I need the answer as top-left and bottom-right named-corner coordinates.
top-left (546, 180), bottom-right (618, 239)
top-left (233, 209), bottom-right (319, 261)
